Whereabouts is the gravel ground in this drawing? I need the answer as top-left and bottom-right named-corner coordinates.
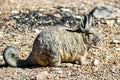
top-left (0, 0), bottom-right (120, 80)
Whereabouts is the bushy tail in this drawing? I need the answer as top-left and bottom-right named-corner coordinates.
top-left (3, 46), bottom-right (33, 67)
top-left (3, 46), bottom-right (18, 67)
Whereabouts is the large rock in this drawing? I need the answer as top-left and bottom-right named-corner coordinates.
top-left (92, 5), bottom-right (120, 19)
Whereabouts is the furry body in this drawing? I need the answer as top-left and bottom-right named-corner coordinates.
top-left (27, 27), bottom-right (90, 66)
top-left (3, 14), bottom-right (100, 67)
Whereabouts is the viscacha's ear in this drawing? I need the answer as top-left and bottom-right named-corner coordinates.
top-left (77, 13), bottom-right (94, 33)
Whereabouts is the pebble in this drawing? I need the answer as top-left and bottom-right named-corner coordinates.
top-left (112, 39), bottom-right (120, 44)
top-left (53, 13), bottom-right (62, 18)
top-left (106, 20), bottom-right (115, 26)
top-left (0, 31), bottom-right (3, 38)
top-left (11, 10), bottom-right (19, 14)
top-left (39, 8), bottom-right (47, 12)
top-left (60, 63), bottom-right (73, 67)
top-left (32, 29), bottom-right (40, 34)
top-left (111, 68), bottom-right (116, 73)
top-left (73, 15), bottom-right (81, 19)
top-left (50, 68), bottom-right (63, 74)
top-left (55, 69), bottom-right (63, 74)
top-left (60, 8), bottom-right (71, 12)
top-left (35, 71), bottom-right (49, 80)
top-left (116, 18), bottom-right (120, 25)
top-left (92, 52), bottom-right (98, 55)
top-left (93, 59), bottom-right (99, 66)
top-left (115, 48), bottom-right (120, 51)
top-left (14, 15), bottom-right (21, 19)
top-left (11, 41), bottom-right (21, 45)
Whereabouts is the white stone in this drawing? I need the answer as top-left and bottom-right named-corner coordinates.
top-left (32, 29), bottom-right (40, 34)
top-left (93, 59), bottom-right (99, 66)
top-left (0, 31), bottom-right (3, 38)
top-left (60, 8), bottom-right (70, 12)
top-left (92, 52), bottom-right (98, 55)
top-left (50, 68), bottom-right (63, 74)
top-left (39, 8), bottom-right (46, 12)
top-left (116, 18), bottom-right (120, 23)
top-left (115, 48), bottom-right (120, 51)
top-left (11, 10), bottom-right (19, 14)
top-left (112, 40), bottom-right (120, 44)
top-left (36, 71), bottom-right (49, 80)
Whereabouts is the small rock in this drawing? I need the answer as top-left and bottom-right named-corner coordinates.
top-left (92, 5), bottom-right (120, 19)
top-left (53, 13), bottom-right (62, 18)
top-left (116, 18), bottom-right (120, 25)
top-left (112, 39), bottom-right (120, 44)
top-left (92, 52), bottom-right (98, 55)
top-left (60, 8), bottom-right (71, 12)
top-left (50, 68), bottom-right (63, 74)
top-left (35, 71), bottom-right (49, 80)
top-left (55, 70), bottom-right (63, 74)
top-left (0, 31), bottom-right (3, 38)
top-left (11, 41), bottom-right (20, 45)
top-left (106, 20), bottom-right (115, 26)
top-left (11, 10), bottom-right (19, 14)
top-left (115, 48), bottom-right (120, 51)
top-left (93, 59), bottom-right (99, 66)
top-left (73, 15), bottom-right (81, 19)
top-left (111, 68), bottom-right (116, 73)
top-left (39, 8), bottom-right (47, 12)
top-left (14, 15), bottom-right (20, 19)
top-left (60, 63), bottom-right (73, 67)
top-left (32, 29), bottom-right (40, 34)
top-left (73, 64), bottom-right (80, 68)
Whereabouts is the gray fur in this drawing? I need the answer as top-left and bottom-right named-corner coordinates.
top-left (3, 14), bottom-right (100, 67)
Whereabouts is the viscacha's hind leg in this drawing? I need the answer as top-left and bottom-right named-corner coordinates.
top-left (48, 53), bottom-right (61, 67)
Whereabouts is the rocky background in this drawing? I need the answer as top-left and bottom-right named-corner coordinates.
top-left (0, 0), bottom-right (120, 80)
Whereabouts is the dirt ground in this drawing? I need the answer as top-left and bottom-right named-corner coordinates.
top-left (0, 0), bottom-right (120, 80)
